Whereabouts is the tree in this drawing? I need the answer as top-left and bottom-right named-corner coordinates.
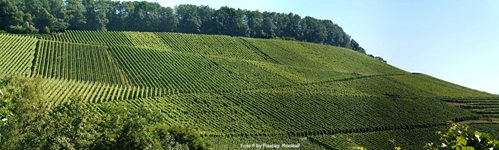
top-left (197, 5), bottom-right (215, 34)
top-left (12, 13), bottom-right (39, 33)
top-left (261, 11), bottom-right (277, 38)
top-left (66, 0), bottom-right (87, 30)
top-left (321, 20), bottom-right (336, 45)
top-left (47, 0), bottom-right (69, 32)
top-left (0, 0), bottom-right (8, 26)
top-left (168, 125), bottom-right (211, 150)
top-left (48, 17), bottom-right (69, 32)
top-left (83, 0), bottom-right (109, 31)
top-left (300, 16), bottom-right (327, 43)
top-left (176, 4), bottom-right (201, 33)
top-left (0, 75), bottom-right (48, 149)
top-left (0, 0), bottom-right (37, 33)
top-left (245, 10), bottom-right (264, 38)
top-left (333, 25), bottom-right (352, 48)
top-left (350, 39), bottom-right (366, 54)
top-left (158, 6), bottom-right (178, 32)
top-left (214, 6), bottom-right (249, 36)
top-left (19, 0), bottom-right (69, 33)
top-left (272, 13), bottom-right (286, 37)
top-left (282, 13), bottom-right (302, 40)
top-left (123, 1), bottom-right (163, 31)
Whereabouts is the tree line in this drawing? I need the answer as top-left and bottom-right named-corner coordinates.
top-left (0, 0), bottom-right (385, 61)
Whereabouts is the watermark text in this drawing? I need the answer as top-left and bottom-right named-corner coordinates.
top-left (240, 143), bottom-right (301, 149)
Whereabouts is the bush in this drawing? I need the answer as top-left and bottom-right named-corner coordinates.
top-left (168, 125), bottom-right (211, 150)
top-left (0, 75), bottom-right (209, 150)
top-left (424, 122), bottom-right (499, 150)
top-left (42, 26), bottom-right (50, 34)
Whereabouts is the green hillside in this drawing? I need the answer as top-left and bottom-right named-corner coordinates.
top-left (1, 31), bottom-right (498, 149)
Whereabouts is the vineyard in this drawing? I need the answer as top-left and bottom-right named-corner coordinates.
top-left (1, 30), bottom-right (498, 149)
top-left (93, 92), bottom-right (477, 136)
top-left (34, 40), bottom-right (128, 84)
top-left (309, 126), bottom-right (444, 149)
top-left (155, 32), bottom-right (269, 62)
top-left (0, 34), bottom-right (37, 76)
top-left (51, 30), bottom-right (133, 46)
top-left (41, 78), bottom-right (161, 106)
top-left (442, 97), bottom-right (499, 118)
top-left (108, 46), bottom-right (254, 92)
top-left (123, 32), bottom-right (170, 50)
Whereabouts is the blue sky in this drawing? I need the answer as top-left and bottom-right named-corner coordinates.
top-left (139, 0), bottom-right (499, 94)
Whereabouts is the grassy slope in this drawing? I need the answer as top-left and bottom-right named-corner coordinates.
top-left (1, 31), bottom-right (498, 149)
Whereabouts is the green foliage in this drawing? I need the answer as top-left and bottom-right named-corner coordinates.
top-left (175, 4), bottom-right (202, 33)
top-left (66, 0), bottom-right (87, 30)
top-left (83, 0), bottom-right (109, 31)
top-left (0, 78), bottom-right (11, 128)
top-left (39, 96), bottom-right (99, 149)
top-left (214, 6), bottom-right (250, 37)
top-left (8, 24), bottom-right (38, 34)
top-left (311, 123), bottom-right (499, 150)
top-left (350, 39), bottom-right (365, 54)
top-left (424, 122), bottom-right (499, 150)
top-left (301, 16), bottom-right (327, 43)
top-left (0, 75), bottom-right (208, 149)
top-left (168, 125), bottom-right (211, 150)
top-left (42, 26), bottom-right (50, 34)
top-left (469, 124), bottom-right (499, 139)
top-left (0, 75), bottom-right (47, 149)
top-left (92, 105), bottom-right (201, 150)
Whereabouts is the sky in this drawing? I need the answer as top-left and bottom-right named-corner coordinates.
top-left (137, 0), bottom-right (499, 94)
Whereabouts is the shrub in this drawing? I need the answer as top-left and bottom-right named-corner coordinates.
top-left (424, 122), bottom-right (499, 150)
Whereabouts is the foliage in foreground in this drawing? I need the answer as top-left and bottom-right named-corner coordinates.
top-left (424, 122), bottom-right (499, 150)
top-left (310, 123), bottom-right (499, 150)
top-left (0, 75), bottom-right (210, 149)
